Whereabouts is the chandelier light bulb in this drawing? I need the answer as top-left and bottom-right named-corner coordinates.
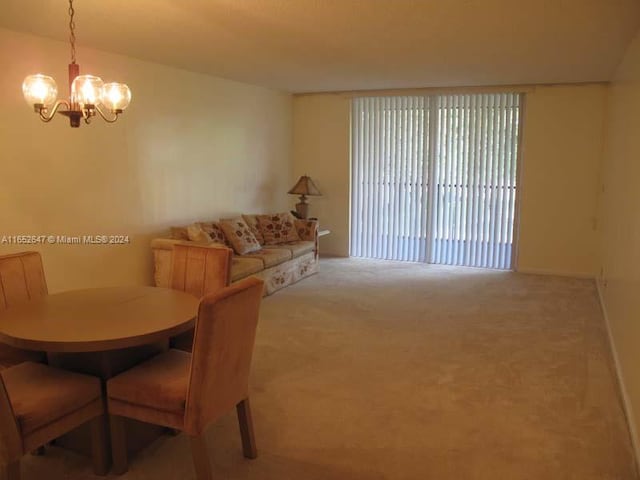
top-left (72, 75), bottom-right (104, 107)
top-left (101, 83), bottom-right (132, 112)
top-left (22, 74), bottom-right (58, 108)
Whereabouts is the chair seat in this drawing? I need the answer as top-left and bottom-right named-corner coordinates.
top-left (0, 344), bottom-right (45, 369)
top-left (107, 349), bottom-right (190, 414)
top-left (1, 362), bottom-right (101, 435)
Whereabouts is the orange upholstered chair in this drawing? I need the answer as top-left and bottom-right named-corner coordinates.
top-left (107, 277), bottom-right (264, 479)
top-left (0, 362), bottom-right (107, 479)
top-left (0, 252), bottom-right (48, 368)
top-left (169, 244), bottom-right (233, 351)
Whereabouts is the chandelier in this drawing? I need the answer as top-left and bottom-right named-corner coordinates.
top-left (21, 0), bottom-right (131, 127)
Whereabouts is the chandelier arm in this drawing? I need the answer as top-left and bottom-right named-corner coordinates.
top-left (38, 100), bottom-right (71, 123)
top-left (94, 104), bottom-right (120, 123)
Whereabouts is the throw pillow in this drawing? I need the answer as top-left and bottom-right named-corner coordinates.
top-left (257, 212), bottom-right (301, 245)
top-left (242, 214), bottom-right (265, 245)
top-left (294, 219), bottom-right (318, 241)
top-left (170, 226), bottom-right (189, 241)
top-left (186, 223), bottom-right (213, 243)
top-left (199, 221), bottom-right (230, 246)
top-left (219, 218), bottom-right (262, 255)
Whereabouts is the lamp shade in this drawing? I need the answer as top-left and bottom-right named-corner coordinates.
top-left (72, 75), bottom-right (104, 107)
top-left (22, 74), bottom-right (58, 107)
top-left (288, 175), bottom-right (321, 196)
top-left (101, 83), bottom-right (132, 112)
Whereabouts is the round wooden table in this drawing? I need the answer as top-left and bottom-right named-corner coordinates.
top-left (0, 286), bottom-right (199, 353)
top-left (0, 286), bottom-right (199, 463)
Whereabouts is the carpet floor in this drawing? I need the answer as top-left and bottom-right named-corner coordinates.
top-left (21, 258), bottom-right (638, 479)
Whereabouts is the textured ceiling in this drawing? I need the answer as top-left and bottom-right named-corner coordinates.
top-left (1, 0), bottom-right (639, 93)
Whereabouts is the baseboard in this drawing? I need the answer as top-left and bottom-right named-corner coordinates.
top-left (596, 279), bottom-right (640, 472)
top-left (516, 267), bottom-right (596, 279)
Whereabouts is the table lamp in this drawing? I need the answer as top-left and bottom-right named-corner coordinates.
top-left (288, 175), bottom-right (321, 219)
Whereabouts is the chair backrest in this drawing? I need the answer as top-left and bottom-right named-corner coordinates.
top-left (170, 245), bottom-right (232, 299)
top-left (0, 375), bottom-right (23, 463)
top-left (184, 277), bottom-right (264, 435)
top-left (0, 251), bottom-right (48, 310)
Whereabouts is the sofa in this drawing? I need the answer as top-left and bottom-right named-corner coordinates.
top-left (151, 213), bottom-right (319, 296)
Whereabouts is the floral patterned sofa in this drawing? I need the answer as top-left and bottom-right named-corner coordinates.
top-left (151, 213), bottom-right (318, 296)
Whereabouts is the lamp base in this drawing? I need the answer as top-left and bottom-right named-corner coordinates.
top-left (295, 201), bottom-right (309, 219)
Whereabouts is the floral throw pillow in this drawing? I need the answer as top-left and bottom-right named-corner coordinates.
top-left (219, 218), bottom-right (262, 255)
top-left (257, 212), bottom-right (301, 245)
top-left (199, 221), bottom-right (230, 246)
top-left (242, 214), bottom-right (265, 245)
top-left (294, 219), bottom-right (318, 241)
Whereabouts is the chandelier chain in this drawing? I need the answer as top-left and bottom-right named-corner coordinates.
top-left (68, 0), bottom-right (76, 64)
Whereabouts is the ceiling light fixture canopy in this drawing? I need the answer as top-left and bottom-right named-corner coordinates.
top-left (22, 0), bottom-right (131, 128)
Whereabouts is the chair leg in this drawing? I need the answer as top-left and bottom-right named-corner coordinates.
top-left (90, 415), bottom-right (109, 476)
top-left (109, 415), bottom-right (128, 475)
top-left (236, 398), bottom-right (257, 459)
top-left (1, 461), bottom-right (20, 480)
top-left (189, 434), bottom-right (213, 480)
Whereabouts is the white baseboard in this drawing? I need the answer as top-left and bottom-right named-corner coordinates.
top-left (516, 267), bottom-right (596, 279)
top-left (596, 279), bottom-right (640, 471)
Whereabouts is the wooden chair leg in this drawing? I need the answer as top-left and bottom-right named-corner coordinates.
top-left (189, 434), bottom-right (213, 480)
top-left (109, 415), bottom-right (128, 475)
top-left (236, 398), bottom-right (257, 459)
top-left (90, 415), bottom-right (109, 476)
top-left (1, 461), bottom-right (20, 480)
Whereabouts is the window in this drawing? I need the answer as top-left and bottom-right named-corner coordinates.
top-left (350, 93), bottom-right (522, 270)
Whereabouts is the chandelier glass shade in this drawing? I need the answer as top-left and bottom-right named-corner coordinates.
top-left (22, 0), bottom-right (131, 128)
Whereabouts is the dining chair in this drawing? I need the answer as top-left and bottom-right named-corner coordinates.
top-left (0, 362), bottom-right (108, 479)
top-left (0, 252), bottom-right (48, 369)
top-left (106, 276), bottom-right (264, 479)
top-left (169, 244), bottom-right (233, 351)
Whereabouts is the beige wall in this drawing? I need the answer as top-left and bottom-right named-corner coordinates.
top-left (292, 94), bottom-right (351, 256)
top-left (292, 85), bottom-right (606, 275)
top-left (0, 28), bottom-right (292, 292)
top-left (599, 28), bottom-right (640, 458)
top-left (517, 84), bottom-right (606, 277)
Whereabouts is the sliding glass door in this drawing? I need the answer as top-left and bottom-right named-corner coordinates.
top-left (350, 93), bottom-right (522, 270)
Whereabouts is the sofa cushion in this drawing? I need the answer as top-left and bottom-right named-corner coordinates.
top-left (243, 248), bottom-right (292, 268)
top-left (170, 226), bottom-right (189, 241)
top-left (219, 218), bottom-right (262, 255)
top-left (107, 349), bottom-right (190, 414)
top-left (231, 257), bottom-right (264, 282)
top-left (279, 240), bottom-right (315, 258)
top-left (257, 212), bottom-right (300, 245)
top-left (242, 215), bottom-right (265, 245)
top-left (187, 223), bottom-right (213, 243)
top-left (199, 221), bottom-right (230, 247)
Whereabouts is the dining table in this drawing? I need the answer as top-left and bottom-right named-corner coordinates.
top-left (0, 285), bottom-right (200, 467)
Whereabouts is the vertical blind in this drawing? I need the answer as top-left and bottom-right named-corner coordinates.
top-left (350, 93), bottom-right (522, 270)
